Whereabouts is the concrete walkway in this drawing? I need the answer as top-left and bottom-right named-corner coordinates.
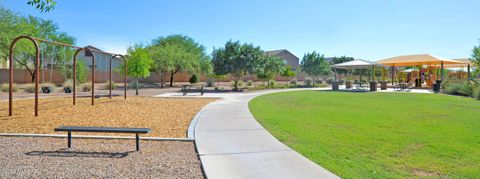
top-left (155, 87), bottom-right (434, 178)
top-left (162, 89), bottom-right (340, 179)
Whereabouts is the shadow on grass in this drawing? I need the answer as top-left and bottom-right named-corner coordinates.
top-left (25, 149), bottom-right (132, 158)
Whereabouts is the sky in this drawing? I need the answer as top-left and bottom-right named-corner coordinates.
top-left (2, 0), bottom-right (480, 61)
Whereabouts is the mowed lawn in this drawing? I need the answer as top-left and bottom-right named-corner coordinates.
top-left (249, 91), bottom-right (480, 178)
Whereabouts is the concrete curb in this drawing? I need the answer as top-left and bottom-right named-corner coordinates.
top-left (0, 133), bottom-right (193, 141)
top-left (187, 102), bottom-right (213, 140)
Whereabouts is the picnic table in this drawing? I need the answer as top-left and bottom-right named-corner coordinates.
top-left (181, 85), bottom-right (204, 96)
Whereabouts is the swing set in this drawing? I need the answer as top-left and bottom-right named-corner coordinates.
top-left (7, 35), bottom-right (128, 117)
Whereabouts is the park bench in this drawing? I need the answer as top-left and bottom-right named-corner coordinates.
top-left (54, 126), bottom-right (151, 151)
top-left (181, 85), bottom-right (204, 96)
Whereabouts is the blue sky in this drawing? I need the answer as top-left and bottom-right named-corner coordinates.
top-left (2, 0), bottom-right (479, 61)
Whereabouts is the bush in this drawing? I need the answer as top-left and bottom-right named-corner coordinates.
top-left (290, 78), bottom-right (297, 85)
top-left (23, 84), bottom-right (36, 93)
top-left (189, 74), bottom-right (198, 84)
top-left (41, 83), bottom-right (56, 93)
top-left (315, 78), bottom-right (323, 84)
top-left (472, 85), bottom-right (480, 100)
top-left (326, 77), bottom-right (334, 84)
top-left (103, 82), bottom-right (117, 90)
top-left (304, 78), bottom-right (313, 87)
top-left (268, 80), bottom-right (277, 87)
top-left (128, 81), bottom-right (144, 89)
top-left (443, 80), bottom-right (473, 96)
top-left (63, 79), bottom-right (74, 89)
top-left (82, 83), bottom-right (92, 92)
top-left (231, 80), bottom-right (244, 88)
top-left (246, 80), bottom-right (254, 86)
top-left (1, 83), bottom-right (18, 92)
top-left (206, 78), bottom-right (215, 87)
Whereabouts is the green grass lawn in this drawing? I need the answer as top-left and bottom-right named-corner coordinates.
top-left (249, 91), bottom-right (480, 178)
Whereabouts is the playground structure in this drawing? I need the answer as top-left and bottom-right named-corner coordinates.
top-left (8, 35), bottom-right (128, 116)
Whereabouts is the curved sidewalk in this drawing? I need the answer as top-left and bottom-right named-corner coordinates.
top-left (192, 89), bottom-right (339, 179)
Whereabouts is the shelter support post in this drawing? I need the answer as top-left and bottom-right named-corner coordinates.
top-left (440, 61), bottom-right (444, 82)
top-left (391, 65), bottom-right (395, 85)
top-left (109, 57), bottom-right (112, 99)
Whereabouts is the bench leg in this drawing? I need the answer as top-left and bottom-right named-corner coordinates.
top-left (67, 131), bottom-right (72, 148)
top-left (136, 133), bottom-right (140, 151)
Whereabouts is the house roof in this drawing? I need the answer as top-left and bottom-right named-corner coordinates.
top-left (332, 59), bottom-right (381, 69)
top-left (265, 49), bottom-right (299, 59)
top-left (377, 54), bottom-right (466, 66)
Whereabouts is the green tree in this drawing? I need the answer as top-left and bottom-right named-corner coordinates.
top-left (27, 0), bottom-right (56, 13)
top-left (212, 40), bottom-right (263, 90)
top-left (470, 42), bottom-right (480, 78)
top-left (301, 51), bottom-right (331, 83)
top-left (149, 35), bottom-right (208, 87)
top-left (0, 7), bottom-right (75, 82)
top-left (281, 65), bottom-right (297, 78)
top-left (121, 44), bottom-right (153, 95)
top-left (331, 56), bottom-right (354, 80)
top-left (255, 54), bottom-right (285, 86)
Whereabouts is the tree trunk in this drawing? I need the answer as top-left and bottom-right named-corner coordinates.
top-left (160, 71), bottom-right (164, 88)
top-left (135, 78), bottom-right (139, 96)
top-left (169, 71), bottom-right (175, 87)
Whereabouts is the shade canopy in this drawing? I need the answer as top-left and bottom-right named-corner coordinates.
top-left (377, 54), bottom-right (466, 67)
top-left (332, 59), bottom-right (381, 69)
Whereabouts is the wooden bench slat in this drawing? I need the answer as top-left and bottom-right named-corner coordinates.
top-left (54, 126), bottom-right (151, 134)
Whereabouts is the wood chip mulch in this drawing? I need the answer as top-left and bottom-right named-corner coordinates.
top-left (0, 96), bottom-right (215, 138)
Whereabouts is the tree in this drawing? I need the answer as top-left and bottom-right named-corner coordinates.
top-left (255, 54), bottom-right (285, 85)
top-left (281, 65), bottom-right (297, 78)
top-left (121, 44), bottom-right (153, 95)
top-left (300, 51), bottom-right (331, 83)
top-left (212, 40), bottom-right (262, 90)
top-left (470, 42), bottom-right (480, 78)
top-left (0, 7), bottom-right (75, 82)
top-left (27, 0), bottom-right (56, 13)
top-left (331, 56), bottom-right (354, 80)
top-left (148, 35), bottom-right (208, 87)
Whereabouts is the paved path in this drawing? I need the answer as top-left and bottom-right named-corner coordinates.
top-left (155, 87), bottom-right (433, 179)
top-left (177, 89), bottom-right (339, 179)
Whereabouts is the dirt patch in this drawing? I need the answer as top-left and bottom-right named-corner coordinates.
top-left (0, 96), bottom-right (215, 138)
top-left (412, 169), bottom-right (441, 177)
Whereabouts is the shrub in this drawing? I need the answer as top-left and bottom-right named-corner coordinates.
top-left (304, 78), bottom-right (313, 87)
top-left (231, 80), bottom-right (244, 88)
top-left (472, 85), bottom-right (480, 100)
top-left (63, 79), bottom-right (74, 89)
top-left (290, 78), bottom-right (297, 85)
top-left (189, 74), bottom-right (198, 84)
top-left (443, 80), bottom-right (472, 96)
top-left (23, 84), bottom-right (36, 93)
top-left (1, 83), bottom-right (18, 92)
top-left (268, 80), bottom-right (277, 87)
top-left (103, 82), bottom-right (117, 90)
top-left (82, 83), bottom-right (92, 92)
top-left (326, 77), bottom-right (334, 84)
top-left (206, 78), bottom-right (215, 87)
top-left (315, 78), bottom-right (323, 84)
top-left (246, 80), bottom-right (254, 86)
top-left (128, 81), bottom-right (144, 89)
top-left (314, 83), bottom-right (328, 88)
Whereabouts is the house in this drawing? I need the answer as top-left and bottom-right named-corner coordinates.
top-left (265, 49), bottom-right (300, 70)
top-left (76, 45), bottom-right (122, 72)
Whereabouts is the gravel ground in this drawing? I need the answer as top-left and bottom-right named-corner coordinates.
top-left (0, 136), bottom-right (204, 178)
top-left (0, 96), bottom-right (214, 138)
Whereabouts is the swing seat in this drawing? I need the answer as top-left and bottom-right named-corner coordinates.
top-left (42, 86), bottom-right (52, 93)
